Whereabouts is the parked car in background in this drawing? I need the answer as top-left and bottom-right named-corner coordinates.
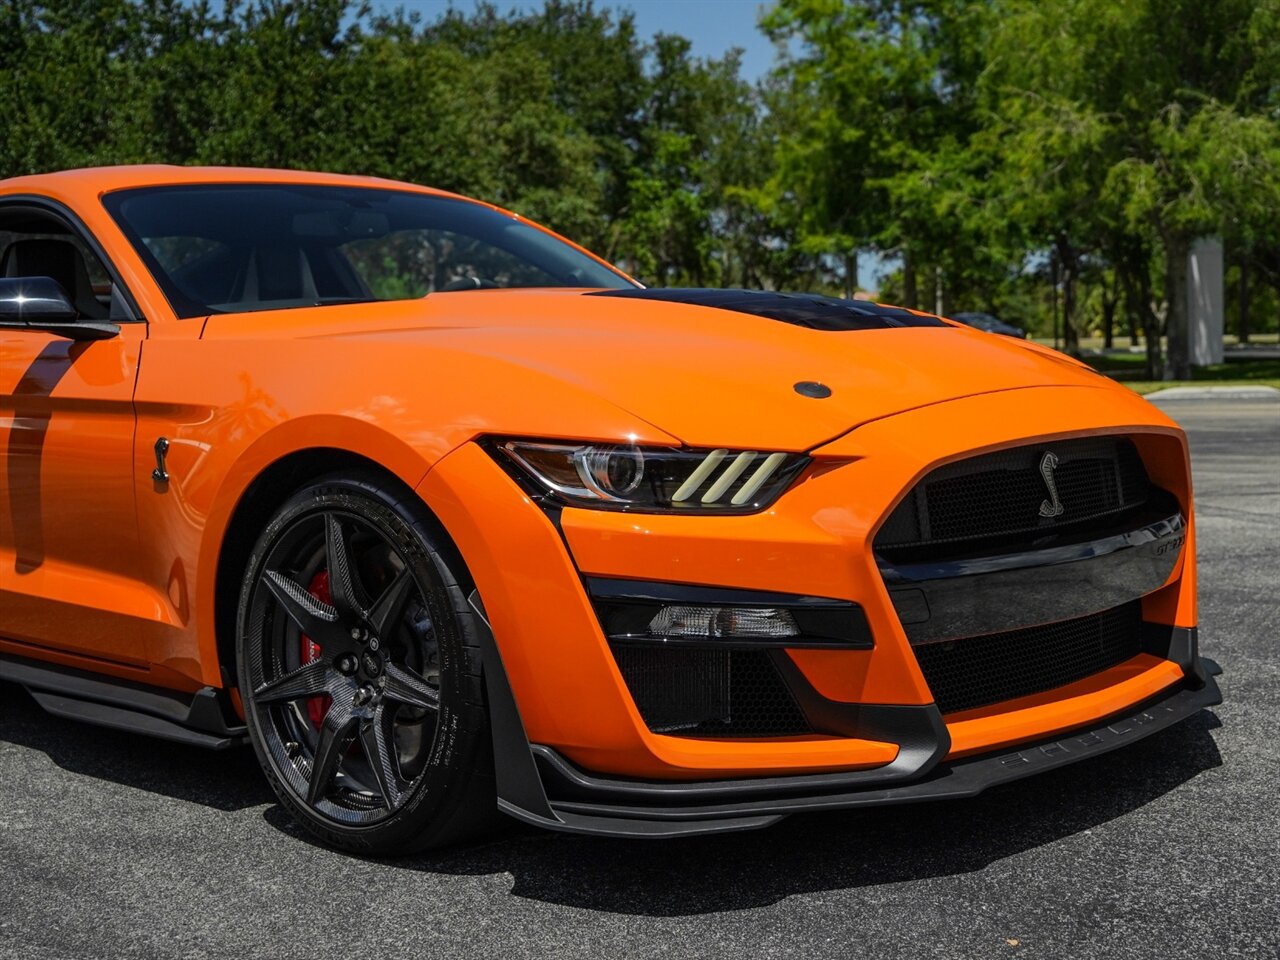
top-left (950, 311), bottom-right (1028, 338)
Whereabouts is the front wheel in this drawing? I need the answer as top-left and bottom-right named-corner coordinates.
top-left (236, 472), bottom-right (496, 854)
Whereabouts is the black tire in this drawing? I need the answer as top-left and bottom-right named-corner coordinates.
top-left (235, 471), bottom-right (497, 855)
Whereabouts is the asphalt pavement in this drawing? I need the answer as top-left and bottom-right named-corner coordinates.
top-left (1, 396), bottom-right (1276, 960)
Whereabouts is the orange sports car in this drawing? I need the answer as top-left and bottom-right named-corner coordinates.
top-left (0, 166), bottom-right (1221, 853)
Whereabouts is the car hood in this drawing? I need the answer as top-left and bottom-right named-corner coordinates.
top-left (321, 288), bottom-right (1111, 451)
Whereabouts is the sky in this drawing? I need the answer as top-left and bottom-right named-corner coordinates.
top-left (370, 0), bottom-right (781, 81)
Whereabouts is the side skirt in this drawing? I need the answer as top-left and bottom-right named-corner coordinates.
top-left (0, 652), bottom-right (247, 750)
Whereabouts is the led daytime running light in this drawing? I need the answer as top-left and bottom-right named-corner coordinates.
top-left (495, 440), bottom-right (807, 513)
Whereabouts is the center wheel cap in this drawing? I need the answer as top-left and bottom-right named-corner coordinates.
top-left (362, 652), bottom-right (384, 677)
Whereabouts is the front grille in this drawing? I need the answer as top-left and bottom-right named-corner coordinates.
top-left (610, 644), bottom-right (810, 737)
top-left (876, 437), bottom-right (1151, 561)
top-left (914, 602), bottom-right (1144, 715)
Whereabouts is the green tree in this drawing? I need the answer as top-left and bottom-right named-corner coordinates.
top-left (761, 0), bottom-right (1001, 306)
top-left (983, 0), bottom-right (1280, 375)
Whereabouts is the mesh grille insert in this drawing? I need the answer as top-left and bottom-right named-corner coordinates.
top-left (610, 644), bottom-right (810, 737)
top-left (876, 437), bottom-right (1151, 561)
top-left (914, 602), bottom-right (1144, 716)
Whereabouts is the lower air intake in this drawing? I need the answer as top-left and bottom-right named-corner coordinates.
top-left (914, 602), bottom-right (1144, 715)
top-left (610, 644), bottom-right (810, 737)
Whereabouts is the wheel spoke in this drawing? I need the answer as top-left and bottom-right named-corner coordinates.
top-left (264, 569), bottom-right (341, 642)
top-left (307, 698), bottom-right (359, 806)
top-left (253, 659), bottom-right (332, 704)
top-left (359, 707), bottom-right (401, 810)
top-left (325, 513), bottom-right (365, 620)
top-left (249, 502), bottom-right (446, 824)
top-left (382, 663), bottom-right (438, 711)
top-left (368, 567), bottom-right (415, 641)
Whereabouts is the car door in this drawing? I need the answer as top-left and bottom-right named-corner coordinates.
top-left (0, 201), bottom-right (150, 667)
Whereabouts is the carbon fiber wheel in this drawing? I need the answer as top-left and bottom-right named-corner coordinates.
top-left (236, 472), bottom-right (496, 854)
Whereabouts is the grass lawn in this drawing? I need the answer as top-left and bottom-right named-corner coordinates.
top-left (1123, 377), bottom-right (1280, 395)
top-left (1031, 332), bottom-right (1279, 351)
top-left (1079, 353), bottom-right (1280, 395)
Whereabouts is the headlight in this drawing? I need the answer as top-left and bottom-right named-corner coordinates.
top-left (490, 440), bottom-right (809, 512)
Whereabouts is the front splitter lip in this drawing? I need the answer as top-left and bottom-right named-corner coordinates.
top-left (503, 662), bottom-right (1221, 839)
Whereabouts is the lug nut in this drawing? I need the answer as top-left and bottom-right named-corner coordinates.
top-left (368, 637), bottom-right (380, 652)
top-left (353, 686), bottom-right (374, 706)
top-left (337, 654), bottom-right (358, 675)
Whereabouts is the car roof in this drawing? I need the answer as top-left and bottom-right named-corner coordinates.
top-left (0, 164), bottom-right (483, 209)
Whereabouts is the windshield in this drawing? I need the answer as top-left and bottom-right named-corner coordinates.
top-left (103, 184), bottom-right (633, 318)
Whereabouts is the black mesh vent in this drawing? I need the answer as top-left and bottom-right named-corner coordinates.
top-left (876, 437), bottom-right (1151, 561)
top-left (914, 602), bottom-right (1144, 715)
top-left (610, 644), bottom-right (810, 737)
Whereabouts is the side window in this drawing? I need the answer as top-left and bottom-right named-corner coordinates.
top-left (342, 229), bottom-right (560, 297)
top-left (0, 212), bottom-right (132, 321)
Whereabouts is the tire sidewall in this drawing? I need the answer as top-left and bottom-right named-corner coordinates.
top-left (235, 473), bottom-right (490, 854)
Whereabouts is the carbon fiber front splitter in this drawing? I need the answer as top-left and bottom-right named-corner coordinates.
top-left (529, 669), bottom-right (1221, 837)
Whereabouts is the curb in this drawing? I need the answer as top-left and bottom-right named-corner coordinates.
top-left (1143, 385), bottom-right (1280, 401)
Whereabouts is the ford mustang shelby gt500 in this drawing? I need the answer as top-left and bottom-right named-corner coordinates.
top-left (0, 166), bottom-right (1221, 852)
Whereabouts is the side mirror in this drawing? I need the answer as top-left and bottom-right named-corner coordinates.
top-left (0, 276), bottom-right (120, 341)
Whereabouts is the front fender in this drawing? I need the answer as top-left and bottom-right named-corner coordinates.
top-left (131, 327), bottom-right (671, 689)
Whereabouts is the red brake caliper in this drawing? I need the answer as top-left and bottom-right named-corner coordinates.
top-left (302, 571), bottom-right (333, 729)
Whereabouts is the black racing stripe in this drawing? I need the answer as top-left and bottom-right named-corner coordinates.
top-left (587, 287), bottom-right (947, 331)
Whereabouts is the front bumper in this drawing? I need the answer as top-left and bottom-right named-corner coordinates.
top-left (480, 628), bottom-right (1221, 837)
top-left (420, 383), bottom-right (1216, 836)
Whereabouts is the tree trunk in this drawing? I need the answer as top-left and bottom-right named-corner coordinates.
top-left (1055, 237), bottom-right (1080, 356)
top-left (1118, 256), bottom-right (1162, 379)
top-left (934, 267), bottom-right (945, 317)
top-left (1050, 251), bottom-right (1060, 350)
top-left (1238, 255), bottom-right (1250, 344)
top-left (1144, 309), bottom-right (1164, 381)
top-left (844, 251), bottom-right (857, 300)
top-left (1062, 267), bottom-right (1079, 355)
top-left (902, 252), bottom-right (918, 309)
top-left (1164, 234), bottom-right (1191, 380)
top-left (1099, 270), bottom-right (1118, 351)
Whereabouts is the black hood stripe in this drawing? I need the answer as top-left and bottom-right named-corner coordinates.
top-left (588, 287), bottom-right (947, 331)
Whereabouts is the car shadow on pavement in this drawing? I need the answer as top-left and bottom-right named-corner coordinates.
top-left (395, 710), bottom-right (1224, 915)
top-left (0, 678), bottom-right (1223, 914)
top-left (0, 681), bottom-right (271, 812)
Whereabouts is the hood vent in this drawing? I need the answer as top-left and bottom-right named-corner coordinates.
top-left (588, 287), bottom-right (947, 332)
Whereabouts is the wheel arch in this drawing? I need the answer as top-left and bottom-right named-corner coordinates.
top-left (206, 438), bottom-right (486, 697)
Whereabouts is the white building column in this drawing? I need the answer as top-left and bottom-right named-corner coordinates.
top-left (1188, 237), bottom-right (1224, 366)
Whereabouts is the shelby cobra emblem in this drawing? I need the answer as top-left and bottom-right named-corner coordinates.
top-left (1038, 451), bottom-right (1066, 518)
